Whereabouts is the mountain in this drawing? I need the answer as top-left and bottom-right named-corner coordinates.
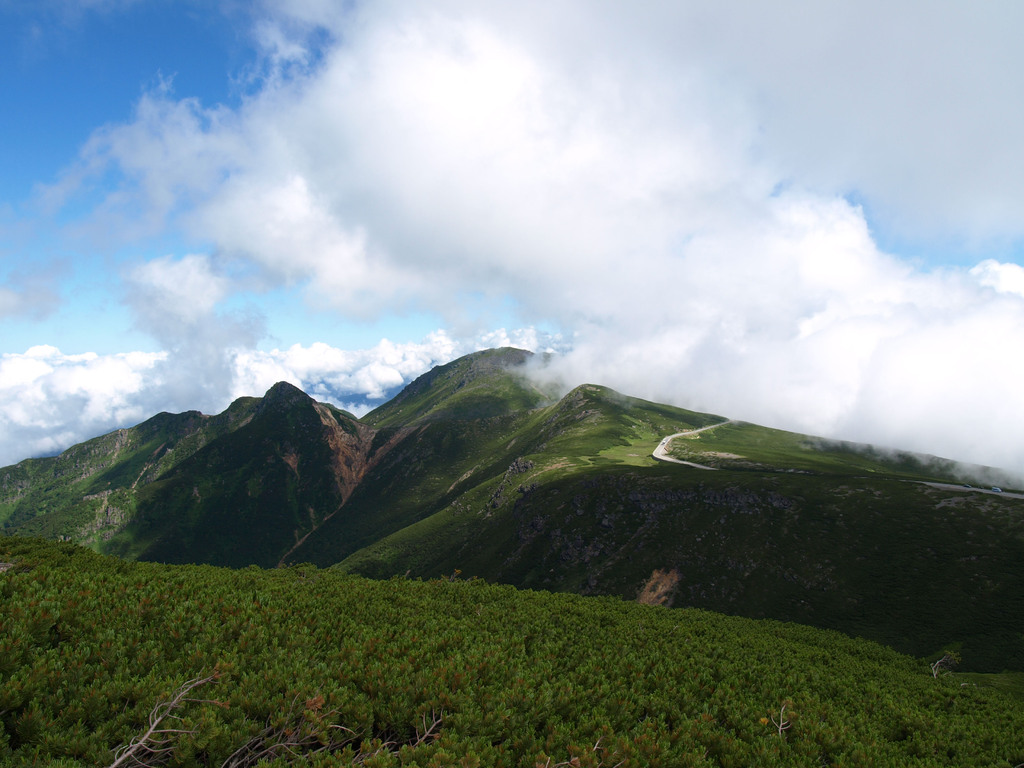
top-left (2, 347), bottom-right (1023, 671)
top-left (0, 395), bottom-right (259, 543)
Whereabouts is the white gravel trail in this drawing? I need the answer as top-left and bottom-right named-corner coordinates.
top-left (652, 420), bottom-right (733, 470)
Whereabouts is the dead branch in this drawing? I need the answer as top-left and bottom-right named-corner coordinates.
top-left (108, 673), bottom-right (219, 768)
top-left (770, 704), bottom-right (791, 738)
top-left (412, 710), bottom-right (443, 746)
top-left (931, 651), bottom-right (960, 678)
top-left (534, 737), bottom-right (626, 768)
top-left (221, 704), bottom-right (443, 768)
top-left (221, 695), bottom-right (351, 768)
top-left (111, 676), bottom-right (442, 768)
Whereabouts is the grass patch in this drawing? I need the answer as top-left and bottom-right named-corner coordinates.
top-left (669, 421), bottom-right (976, 481)
top-left (957, 672), bottom-right (1024, 699)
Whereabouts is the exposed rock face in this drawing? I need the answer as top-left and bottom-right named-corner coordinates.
top-left (486, 458), bottom-right (537, 511)
top-left (314, 403), bottom-right (377, 504)
top-left (77, 492), bottom-right (131, 542)
top-left (274, 403), bottom-right (411, 566)
top-left (637, 568), bottom-right (682, 606)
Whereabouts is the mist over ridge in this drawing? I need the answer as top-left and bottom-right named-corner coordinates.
top-left (2, 2), bottom-right (1023, 477)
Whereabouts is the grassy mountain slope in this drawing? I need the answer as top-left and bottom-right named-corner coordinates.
top-left (283, 349), bottom-right (562, 565)
top-left (363, 347), bottom-right (553, 427)
top-left (2, 348), bottom-right (1023, 672)
top-left (0, 382), bottom-right (383, 569)
top-left (288, 381), bottom-right (722, 567)
top-left (0, 396), bottom-right (260, 543)
top-left (348, 465), bottom-right (1024, 669)
top-left (3, 536), bottom-right (1023, 767)
top-left (332, 384), bottom-right (1024, 671)
top-left (662, 418), bottom-right (1010, 481)
top-left (103, 382), bottom-right (377, 567)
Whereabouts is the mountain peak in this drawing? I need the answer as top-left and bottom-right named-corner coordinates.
top-left (261, 381), bottom-right (310, 406)
top-left (3, 347), bottom-right (1022, 672)
top-left (363, 347), bottom-right (542, 427)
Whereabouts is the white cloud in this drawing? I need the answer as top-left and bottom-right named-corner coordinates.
top-left (128, 253), bottom-right (229, 324)
top-left (715, 1), bottom-right (1024, 243)
top-left (970, 259), bottom-right (1024, 298)
top-left (115, 253), bottom-right (264, 415)
top-left (0, 346), bottom-right (165, 466)
top-left (0, 329), bottom-right (561, 466)
top-left (24, 1), bottom-right (1024, 474)
top-left (231, 328), bottom-right (562, 412)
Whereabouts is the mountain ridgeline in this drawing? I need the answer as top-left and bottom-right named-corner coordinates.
top-left (2, 347), bottom-right (1023, 671)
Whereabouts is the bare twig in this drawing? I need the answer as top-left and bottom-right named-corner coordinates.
top-left (221, 695), bottom-right (348, 768)
top-left (413, 710), bottom-right (443, 746)
top-left (222, 703), bottom-right (443, 768)
top-left (770, 704), bottom-right (791, 738)
top-left (112, 677), bottom-right (442, 768)
top-left (931, 651), bottom-right (960, 678)
top-left (534, 737), bottom-right (625, 767)
top-left (108, 674), bottom-right (219, 768)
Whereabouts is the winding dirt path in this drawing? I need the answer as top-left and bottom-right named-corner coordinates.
top-left (919, 481), bottom-right (1024, 500)
top-left (652, 420), bottom-right (733, 470)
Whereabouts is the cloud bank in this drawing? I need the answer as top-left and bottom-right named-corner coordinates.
top-left (9, 1), bottom-right (1024, 474)
top-left (0, 329), bottom-right (558, 467)
top-left (0, 346), bottom-right (165, 465)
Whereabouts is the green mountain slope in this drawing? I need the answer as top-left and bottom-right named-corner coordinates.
top-left (3, 536), bottom-right (1023, 767)
top-left (287, 380), bottom-right (724, 568)
top-left (2, 347), bottom-right (1023, 672)
top-left (0, 381), bottom-right (383, 569)
top-left (333, 384), bottom-right (1024, 671)
top-left (0, 395), bottom-right (261, 543)
top-left (106, 381), bottom-right (378, 567)
top-left (363, 346), bottom-right (552, 427)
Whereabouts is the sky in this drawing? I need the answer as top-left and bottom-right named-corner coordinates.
top-left (2, 1), bottom-right (1024, 475)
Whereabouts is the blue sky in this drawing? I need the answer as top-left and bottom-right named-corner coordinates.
top-left (2, 2), bottom-right (239, 201)
top-left (3, 0), bottom-right (1024, 475)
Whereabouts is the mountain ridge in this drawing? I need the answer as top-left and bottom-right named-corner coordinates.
top-left (2, 347), bottom-right (1023, 670)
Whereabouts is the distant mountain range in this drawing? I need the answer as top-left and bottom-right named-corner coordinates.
top-left (2, 347), bottom-right (1022, 671)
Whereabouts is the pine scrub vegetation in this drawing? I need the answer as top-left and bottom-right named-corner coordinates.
top-left (1, 537), bottom-right (1023, 767)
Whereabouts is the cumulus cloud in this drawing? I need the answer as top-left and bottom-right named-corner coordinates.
top-left (970, 259), bottom-right (1024, 298)
top-left (0, 345), bottom-right (164, 466)
top-left (0, 329), bottom-right (560, 466)
top-left (231, 334), bottom-right (463, 409)
top-left (128, 253), bottom-right (230, 324)
top-left (709, 1), bottom-right (1024, 244)
top-left (232, 327), bottom-right (563, 413)
top-left (118, 253), bottom-right (263, 413)
top-left (24, 1), bottom-right (1024, 473)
